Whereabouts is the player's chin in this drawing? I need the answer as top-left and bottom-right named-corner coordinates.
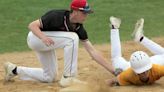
top-left (79, 20), bottom-right (85, 24)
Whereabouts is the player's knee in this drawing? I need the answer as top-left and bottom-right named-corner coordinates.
top-left (43, 76), bottom-right (54, 83)
top-left (44, 78), bottom-right (54, 83)
top-left (70, 33), bottom-right (79, 41)
top-left (66, 33), bottom-right (79, 46)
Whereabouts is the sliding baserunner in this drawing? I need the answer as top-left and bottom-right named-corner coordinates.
top-left (107, 17), bottom-right (164, 86)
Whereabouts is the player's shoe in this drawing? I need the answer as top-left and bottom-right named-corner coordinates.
top-left (132, 18), bottom-right (144, 42)
top-left (4, 62), bottom-right (17, 81)
top-left (59, 76), bottom-right (87, 87)
top-left (109, 16), bottom-right (121, 29)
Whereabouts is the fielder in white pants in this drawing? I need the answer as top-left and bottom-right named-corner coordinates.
top-left (110, 18), bottom-right (164, 72)
top-left (15, 31), bottom-right (78, 82)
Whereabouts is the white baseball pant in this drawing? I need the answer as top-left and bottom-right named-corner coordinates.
top-left (17, 31), bottom-right (79, 82)
top-left (110, 29), bottom-right (164, 71)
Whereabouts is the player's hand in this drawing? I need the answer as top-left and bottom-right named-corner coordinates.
top-left (105, 78), bottom-right (119, 86)
top-left (41, 36), bottom-right (55, 46)
top-left (106, 79), bottom-right (115, 86)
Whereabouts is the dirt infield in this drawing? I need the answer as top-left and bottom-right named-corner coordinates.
top-left (0, 37), bottom-right (164, 92)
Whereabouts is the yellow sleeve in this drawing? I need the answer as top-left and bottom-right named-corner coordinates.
top-left (117, 70), bottom-right (131, 86)
top-left (155, 65), bottom-right (164, 77)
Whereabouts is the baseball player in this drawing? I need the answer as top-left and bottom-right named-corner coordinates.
top-left (106, 16), bottom-right (164, 86)
top-left (4, 0), bottom-right (114, 87)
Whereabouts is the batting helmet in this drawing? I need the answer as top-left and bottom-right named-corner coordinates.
top-left (130, 51), bottom-right (152, 74)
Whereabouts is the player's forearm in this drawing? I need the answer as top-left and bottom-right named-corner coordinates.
top-left (91, 51), bottom-right (114, 73)
top-left (28, 20), bottom-right (46, 40)
top-left (82, 41), bottom-right (114, 73)
top-left (29, 26), bottom-right (46, 39)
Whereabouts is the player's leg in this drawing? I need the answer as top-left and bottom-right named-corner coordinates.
top-left (4, 31), bottom-right (79, 83)
top-left (5, 32), bottom-right (57, 82)
top-left (150, 54), bottom-right (164, 65)
top-left (141, 37), bottom-right (164, 54)
top-left (4, 32), bottom-right (60, 82)
top-left (132, 18), bottom-right (164, 65)
top-left (42, 31), bottom-right (85, 87)
top-left (110, 16), bottom-right (130, 71)
top-left (132, 18), bottom-right (164, 55)
top-left (28, 31), bottom-right (79, 77)
top-left (17, 50), bottom-right (58, 82)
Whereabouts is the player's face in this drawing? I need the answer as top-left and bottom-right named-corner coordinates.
top-left (137, 70), bottom-right (150, 82)
top-left (76, 10), bottom-right (88, 23)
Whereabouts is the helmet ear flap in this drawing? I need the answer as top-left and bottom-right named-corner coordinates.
top-left (130, 51), bottom-right (152, 74)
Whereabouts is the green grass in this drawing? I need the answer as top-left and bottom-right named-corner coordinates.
top-left (0, 0), bottom-right (164, 53)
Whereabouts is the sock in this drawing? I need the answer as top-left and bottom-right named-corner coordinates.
top-left (12, 67), bottom-right (17, 75)
top-left (63, 76), bottom-right (69, 78)
top-left (112, 25), bottom-right (115, 29)
top-left (140, 36), bottom-right (144, 42)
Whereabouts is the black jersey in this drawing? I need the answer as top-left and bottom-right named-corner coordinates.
top-left (40, 10), bottom-right (88, 40)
